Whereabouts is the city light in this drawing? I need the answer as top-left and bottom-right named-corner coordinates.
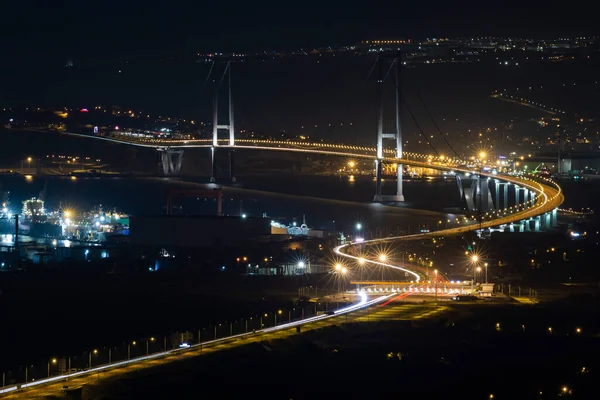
top-left (479, 151), bottom-right (487, 160)
top-left (348, 160), bottom-right (356, 168)
top-left (355, 223), bottom-right (362, 230)
top-left (341, 267), bottom-right (348, 274)
top-left (334, 263), bottom-right (342, 271)
top-left (471, 255), bottom-right (479, 263)
top-left (358, 257), bottom-right (365, 265)
top-left (378, 254), bottom-right (387, 262)
top-left (297, 261), bottom-right (305, 268)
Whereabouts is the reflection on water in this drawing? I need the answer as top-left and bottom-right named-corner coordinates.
top-left (0, 234), bottom-right (99, 248)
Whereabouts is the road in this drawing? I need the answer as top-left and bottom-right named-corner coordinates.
top-left (0, 291), bottom-right (405, 398)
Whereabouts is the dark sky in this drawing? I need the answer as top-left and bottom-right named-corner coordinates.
top-left (1, 1), bottom-right (598, 61)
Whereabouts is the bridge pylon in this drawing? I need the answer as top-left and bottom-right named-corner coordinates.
top-left (373, 53), bottom-right (404, 202)
top-left (210, 60), bottom-right (236, 182)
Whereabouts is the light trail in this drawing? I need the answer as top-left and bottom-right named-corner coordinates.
top-left (0, 289), bottom-right (396, 396)
top-left (333, 245), bottom-right (422, 281)
top-left (2, 131), bottom-right (563, 397)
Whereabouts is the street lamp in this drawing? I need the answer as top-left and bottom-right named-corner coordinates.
top-left (89, 349), bottom-right (98, 368)
top-left (484, 262), bottom-right (488, 283)
top-left (128, 341), bottom-right (136, 360)
top-left (146, 337), bottom-right (155, 355)
top-left (335, 263), bottom-right (342, 271)
top-left (471, 255), bottom-right (479, 263)
top-left (27, 157), bottom-right (32, 169)
top-left (48, 358), bottom-right (57, 377)
top-left (348, 160), bottom-right (356, 169)
top-left (339, 267), bottom-right (348, 292)
top-left (434, 269), bottom-right (438, 302)
top-left (378, 254), bottom-right (387, 262)
top-left (355, 223), bottom-right (362, 231)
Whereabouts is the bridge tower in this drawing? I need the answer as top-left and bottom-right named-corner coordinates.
top-left (210, 60), bottom-right (236, 182)
top-left (373, 53), bottom-right (404, 202)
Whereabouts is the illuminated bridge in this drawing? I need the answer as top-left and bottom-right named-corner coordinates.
top-left (0, 54), bottom-right (567, 399)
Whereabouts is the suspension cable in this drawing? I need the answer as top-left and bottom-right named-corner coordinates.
top-left (402, 97), bottom-right (440, 157)
top-left (416, 91), bottom-right (460, 158)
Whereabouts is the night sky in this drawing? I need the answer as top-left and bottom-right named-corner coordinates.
top-left (1, 2), bottom-right (598, 62)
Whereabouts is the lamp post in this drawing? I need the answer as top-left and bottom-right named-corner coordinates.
top-left (378, 254), bottom-right (387, 281)
top-left (89, 349), bottom-right (98, 369)
top-left (48, 358), bottom-right (57, 377)
top-left (146, 337), bottom-right (155, 355)
top-left (355, 223), bottom-right (362, 240)
top-left (434, 269), bottom-right (438, 303)
top-left (335, 263), bottom-right (342, 294)
top-left (484, 262), bottom-right (488, 283)
top-left (470, 254), bottom-right (479, 283)
top-left (128, 341), bottom-right (136, 360)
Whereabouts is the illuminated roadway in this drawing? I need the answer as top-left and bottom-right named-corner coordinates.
top-left (0, 291), bottom-right (409, 398)
top-left (65, 131), bottom-right (565, 275)
top-left (65, 131), bottom-right (565, 277)
top-left (0, 132), bottom-right (563, 398)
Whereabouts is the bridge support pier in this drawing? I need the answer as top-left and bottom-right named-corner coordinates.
top-left (551, 208), bottom-right (558, 227)
top-left (518, 221), bottom-right (525, 233)
top-left (515, 185), bottom-right (521, 205)
top-left (477, 176), bottom-right (494, 211)
top-left (523, 189), bottom-right (529, 204)
top-left (534, 216), bottom-right (541, 232)
top-left (159, 148), bottom-right (183, 176)
top-left (373, 159), bottom-right (383, 201)
top-left (229, 149), bottom-right (236, 182)
top-left (210, 147), bottom-right (217, 182)
top-left (542, 212), bottom-right (551, 229)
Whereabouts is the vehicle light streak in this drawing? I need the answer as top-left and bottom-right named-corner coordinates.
top-left (334, 244), bottom-right (421, 282)
top-left (1, 290), bottom-right (395, 395)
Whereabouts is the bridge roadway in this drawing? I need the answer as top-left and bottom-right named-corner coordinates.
top-left (334, 174), bottom-right (564, 280)
top-left (65, 130), bottom-right (565, 277)
top-left (61, 132), bottom-right (445, 163)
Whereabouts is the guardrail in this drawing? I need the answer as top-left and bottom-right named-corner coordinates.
top-left (0, 291), bottom-right (394, 396)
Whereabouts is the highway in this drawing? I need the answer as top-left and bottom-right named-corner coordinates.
top-left (0, 291), bottom-right (403, 398)
top-left (334, 172), bottom-right (564, 278)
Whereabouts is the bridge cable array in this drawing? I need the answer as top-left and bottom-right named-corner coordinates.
top-left (416, 91), bottom-right (461, 158)
top-left (401, 97), bottom-right (440, 157)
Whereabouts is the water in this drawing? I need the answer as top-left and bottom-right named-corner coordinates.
top-left (0, 173), bottom-right (461, 237)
